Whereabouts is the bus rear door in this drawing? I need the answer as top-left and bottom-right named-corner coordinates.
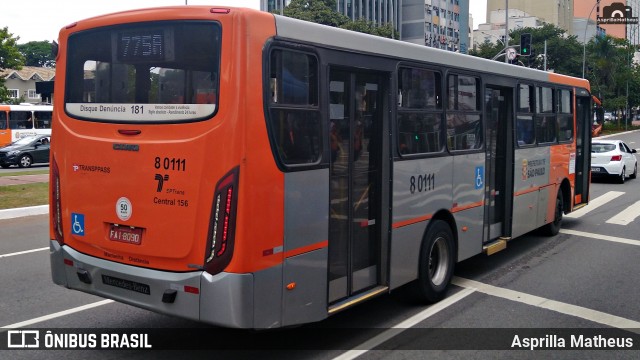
top-left (328, 68), bottom-right (387, 307)
top-left (484, 85), bottom-right (514, 248)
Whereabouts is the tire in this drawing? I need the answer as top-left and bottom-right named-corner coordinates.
top-left (630, 163), bottom-right (637, 179)
top-left (541, 191), bottom-right (563, 236)
top-left (412, 220), bottom-right (455, 303)
top-left (617, 166), bottom-right (626, 184)
top-left (18, 155), bottom-right (33, 168)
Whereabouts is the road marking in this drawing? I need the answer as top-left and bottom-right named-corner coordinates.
top-left (565, 191), bottom-right (624, 218)
top-left (335, 275), bottom-right (640, 359)
top-left (560, 229), bottom-right (640, 247)
top-left (0, 247), bottom-right (48, 259)
top-left (605, 200), bottom-right (640, 225)
top-left (453, 277), bottom-right (640, 330)
top-left (332, 288), bottom-right (475, 360)
top-left (1, 299), bottom-right (114, 329)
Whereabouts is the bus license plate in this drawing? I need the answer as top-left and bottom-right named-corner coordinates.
top-left (109, 225), bottom-right (143, 245)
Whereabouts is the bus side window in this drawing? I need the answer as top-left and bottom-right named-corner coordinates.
top-left (270, 109), bottom-right (320, 164)
top-left (397, 67), bottom-right (443, 156)
top-left (446, 74), bottom-right (482, 151)
top-left (517, 84), bottom-right (535, 146)
top-left (9, 111), bottom-right (32, 129)
top-left (34, 111), bottom-right (53, 129)
top-left (516, 115), bottom-right (535, 146)
top-left (0, 112), bottom-right (7, 130)
top-left (268, 48), bottom-right (320, 167)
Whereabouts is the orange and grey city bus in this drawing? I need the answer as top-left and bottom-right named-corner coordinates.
top-left (50, 6), bottom-right (592, 329)
top-left (0, 104), bottom-right (53, 146)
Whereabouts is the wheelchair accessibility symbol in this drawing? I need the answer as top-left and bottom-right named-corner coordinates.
top-left (475, 166), bottom-right (484, 190)
top-left (71, 213), bottom-right (85, 236)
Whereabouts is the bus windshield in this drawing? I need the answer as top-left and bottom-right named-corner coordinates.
top-left (64, 21), bottom-right (221, 123)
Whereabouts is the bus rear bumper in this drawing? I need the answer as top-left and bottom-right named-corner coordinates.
top-left (50, 240), bottom-right (254, 328)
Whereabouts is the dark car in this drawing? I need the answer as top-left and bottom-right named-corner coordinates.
top-left (0, 135), bottom-right (51, 168)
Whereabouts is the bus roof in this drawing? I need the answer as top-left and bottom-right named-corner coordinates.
top-left (273, 14), bottom-right (590, 90)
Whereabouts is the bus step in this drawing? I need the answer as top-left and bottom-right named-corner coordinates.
top-left (571, 203), bottom-right (588, 212)
top-left (328, 286), bottom-right (389, 315)
top-left (483, 237), bottom-right (509, 255)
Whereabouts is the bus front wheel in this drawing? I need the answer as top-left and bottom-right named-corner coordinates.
top-left (413, 220), bottom-right (455, 303)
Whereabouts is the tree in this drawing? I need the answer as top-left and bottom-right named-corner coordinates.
top-left (509, 24), bottom-right (583, 76)
top-left (0, 27), bottom-right (24, 70)
top-left (0, 27), bottom-right (25, 103)
top-left (469, 24), bottom-right (584, 76)
top-left (586, 35), bottom-right (635, 123)
top-left (281, 0), bottom-right (397, 39)
top-left (468, 40), bottom-right (504, 60)
top-left (17, 41), bottom-right (55, 68)
top-left (340, 18), bottom-right (399, 39)
top-left (282, 0), bottom-right (349, 28)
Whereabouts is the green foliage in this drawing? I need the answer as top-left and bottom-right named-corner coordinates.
top-left (468, 40), bottom-right (504, 60)
top-left (585, 35), bottom-right (636, 117)
top-left (1, 27), bottom-right (25, 103)
top-left (281, 0), bottom-right (397, 39)
top-left (0, 27), bottom-right (24, 70)
top-left (17, 41), bottom-right (55, 68)
top-left (340, 19), bottom-right (398, 39)
top-left (282, 0), bottom-right (349, 28)
top-left (469, 24), bottom-right (640, 120)
top-left (509, 24), bottom-right (583, 76)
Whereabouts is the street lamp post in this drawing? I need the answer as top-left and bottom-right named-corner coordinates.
top-left (583, 0), bottom-right (601, 78)
top-left (505, 0), bottom-right (509, 63)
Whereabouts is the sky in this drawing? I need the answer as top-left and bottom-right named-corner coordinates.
top-left (4, 0), bottom-right (488, 44)
top-left (3, 0), bottom-right (261, 43)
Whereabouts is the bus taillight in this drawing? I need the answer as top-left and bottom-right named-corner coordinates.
top-left (204, 167), bottom-right (239, 275)
top-left (52, 158), bottom-right (64, 245)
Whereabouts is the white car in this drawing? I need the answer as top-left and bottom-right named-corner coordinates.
top-left (591, 139), bottom-right (638, 183)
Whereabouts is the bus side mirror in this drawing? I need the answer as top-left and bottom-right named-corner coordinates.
top-left (51, 41), bottom-right (59, 58)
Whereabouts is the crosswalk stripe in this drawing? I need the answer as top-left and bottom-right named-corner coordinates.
top-left (606, 200), bottom-right (640, 225)
top-left (565, 191), bottom-right (624, 219)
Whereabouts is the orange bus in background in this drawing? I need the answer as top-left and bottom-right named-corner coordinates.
top-left (0, 104), bottom-right (53, 146)
top-left (50, 6), bottom-right (592, 329)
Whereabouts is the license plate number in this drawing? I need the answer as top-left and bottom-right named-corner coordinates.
top-left (591, 167), bottom-right (600, 172)
top-left (109, 225), bottom-right (143, 245)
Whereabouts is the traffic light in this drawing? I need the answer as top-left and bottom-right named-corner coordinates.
top-left (520, 33), bottom-right (532, 56)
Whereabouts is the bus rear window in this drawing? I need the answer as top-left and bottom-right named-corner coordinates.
top-left (65, 21), bottom-right (220, 123)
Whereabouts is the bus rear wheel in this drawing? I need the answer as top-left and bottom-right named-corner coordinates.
top-left (413, 220), bottom-right (455, 303)
top-left (541, 191), bottom-right (563, 236)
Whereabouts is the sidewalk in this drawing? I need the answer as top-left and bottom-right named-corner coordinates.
top-left (0, 174), bottom-right (49, 220)
top-left (0, 173), bottom-right (49, 186)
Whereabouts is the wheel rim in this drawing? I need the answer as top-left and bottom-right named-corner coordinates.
top-left (20, 156), bottom-right (31, 167)
top-left (428, 236), bottom-right (450, 286)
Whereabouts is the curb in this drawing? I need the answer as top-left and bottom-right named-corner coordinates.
top-left (0, 205), bottom-right (49, 220)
